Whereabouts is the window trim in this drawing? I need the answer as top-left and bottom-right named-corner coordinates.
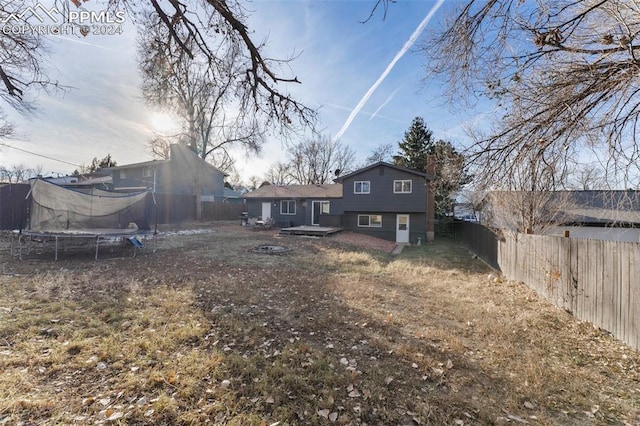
top-left (354, 180), bottom-right (370, 194)
top-left (319, 200), bottom-right (330, 214)
top-left (119, 170), bottom-right (127, 179)
top-left (142, 167), bottom-right (152, 178)
top-left (393, 179), bottom-right (412, 194)
top-left (280, 200), bottom-right (296, 215)
top-left (357, 214), bottom-right (382, 228)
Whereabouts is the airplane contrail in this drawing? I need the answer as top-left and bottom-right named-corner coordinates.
top-left (369, 85), bottom-right (402, 120)
top-left (332, 0), bottom-right (445, 142)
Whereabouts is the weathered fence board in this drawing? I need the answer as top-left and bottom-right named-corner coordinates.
top-left (202, 201), bottom-right (243, 221)
top-left (455, 221), bottom-right (640, 350)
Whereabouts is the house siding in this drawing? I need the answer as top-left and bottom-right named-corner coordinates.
top-left (242, 163), bottom-right (431, 241)
top-left (304, 199), bottom-right (344, 225)
top-left (110, 145), bottom-right (225, 199)
top-left (246, 199), bottom-right (305, 227)
top-left (245, 197), bottom-right (343, 227)
top-left (340, 165), bottom-right (428, 213)
top-left (343, 212), bottom-right (426, 243)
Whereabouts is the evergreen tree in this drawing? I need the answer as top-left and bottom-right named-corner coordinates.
top-left (430, 140), bottom-right (472, 218)
top-left (393, 117), bottom-right (432, 171)
top-left (394, 117), bottom-right (472, 218)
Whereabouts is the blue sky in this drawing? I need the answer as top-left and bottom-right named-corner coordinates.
top-left (1, 0), bottom-right (491, 180)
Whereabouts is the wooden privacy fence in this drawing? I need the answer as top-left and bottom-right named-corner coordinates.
top-left (0, 183), bottom-right (30, 230)
top-left (498, 233), bottom-right (640, 350)
top-left (151, 195), bottom-right (243, 224)
top-left (202, 201), bottom-right (243, 221)
top-left (453, 220), bottom-right (500, 270)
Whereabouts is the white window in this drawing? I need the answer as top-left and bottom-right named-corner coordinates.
top-left (119, 170), bottom-right (127, 179)
top-left (320, 201), bottom-right (330, 214)
top-left (142, 167), bottom-right (152, 178)
top-left (358, 214), bottom-right (382, 228)
top-left (354, 181), bottom-right (370, 194)
top-left (393, 180), bottom-right (412, 193)
top-left (280, 200), bottom-right (296, 215)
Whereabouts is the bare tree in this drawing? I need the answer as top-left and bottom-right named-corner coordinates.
top-left (0, 163), bottom-right (38, 183)
top-left (132, 1), bottom-right (315, 135)
top-left (0, 0), bottom-right (316, 146)
top-left (0, 1), bottom-right (54, 113)
top-left (477, 148), bottom-right (573, 234)
top-left (247, 175), bottom-right (261, 191)
top-left (224, 169), bottom-right (244, 191)
top-left (569, 163), bottom-right (609, 190)
top-left (420, 0), bottom-right (640, 188)
top-left (0, 1), bottom-right (63, 138)
top-left (148, 135), bottom-right (172, 160)
top-left (365, 143), bottom-right (394, 164)
top-left (286, 136), bottom-right (355, 185)
top-left (138, 11), bottom-right (265, 165)
top-left (264, 161), bottom-right (294, 186)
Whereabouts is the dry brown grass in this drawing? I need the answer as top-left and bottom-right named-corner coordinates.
top-left (0, 223), bottom-right (639, 425)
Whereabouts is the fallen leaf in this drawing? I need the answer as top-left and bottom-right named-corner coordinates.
top-left (507, 414), bottom-right (529, 424)
top-left (106, 412), bottom-right (124, 422)
top-left (266, 396), bottom-right (275, 404)
top-left (317, 409), bottom-right (329, 418)
top-left (329, 412), bottom-right (338, 422)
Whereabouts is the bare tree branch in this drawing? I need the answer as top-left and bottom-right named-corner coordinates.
top-left (421, 0), bottom-right (640, 187)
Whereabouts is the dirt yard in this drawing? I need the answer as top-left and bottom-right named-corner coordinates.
top-left (0, 222), bottom-right (639, 425)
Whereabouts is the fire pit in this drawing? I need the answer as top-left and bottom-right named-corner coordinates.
top-left (250, 244), bottom-right (292, 255)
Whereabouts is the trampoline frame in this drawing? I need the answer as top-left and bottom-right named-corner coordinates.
top-left (11, 229), bottom-right (157, 261)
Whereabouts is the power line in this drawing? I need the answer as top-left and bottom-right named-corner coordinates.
top-left (0, 142), bottom-right (82, 168)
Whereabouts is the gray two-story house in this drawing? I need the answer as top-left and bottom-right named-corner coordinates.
top-left (335, 162), bottom-right (431, 243)
top-left (243, 162), bottom-right (433, 243)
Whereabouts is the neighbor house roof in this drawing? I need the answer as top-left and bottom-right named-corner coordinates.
top-left (560, 190), bottom-right (640, 225)
top-left (223, 188), bottom-right (242, 199)
top-left (104, 159), bottom-right (169, 170)
top-left (243, 183), bottom-right (343, 199)
top-left (102, 144), bottom-right (227, 176)
top-left (334, 161), bottom-right (431, 182)
top-left (486, 190), bottom-right (640, 226)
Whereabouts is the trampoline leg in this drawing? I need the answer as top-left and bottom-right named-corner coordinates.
top-left (55, 236), bottom-right (59, 262)
top-left (95, 237), bottom-right (100, 261)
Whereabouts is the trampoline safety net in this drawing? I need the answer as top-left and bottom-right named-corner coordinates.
top-left (28, 179), bottom-right (151, 231)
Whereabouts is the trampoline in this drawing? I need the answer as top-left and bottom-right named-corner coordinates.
top-left (13, 179), bottom-right (157, 261)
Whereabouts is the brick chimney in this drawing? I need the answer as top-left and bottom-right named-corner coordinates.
top-left (425, 155), bottom-right (436, 242)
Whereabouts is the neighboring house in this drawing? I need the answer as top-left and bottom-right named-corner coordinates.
top-left (223, 187), bottom-right (244, 204)
top-left (559, 190), bottom-right (640, 226)
top-left (243, 162), bottom-right (434, 243)
top-left (104, 144), bottom-right (225, 199)
top-left (550, 190), bottom-right (640, 242)
top-left (243, 183), bottom-right (343, 228)
top-left (482, 190), bottom-right (640, 242)
top-left (44, 172), bottom-right (113, 192)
